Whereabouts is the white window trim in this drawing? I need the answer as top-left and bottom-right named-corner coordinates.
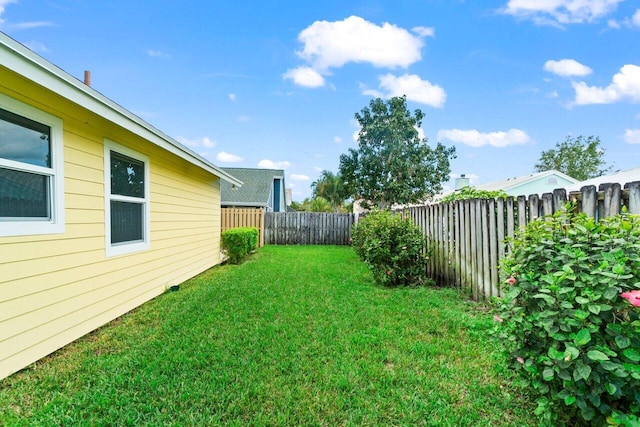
top-left (0, 93), bottom-right (65, 237)
top-left (104, 139), bottom-right (150, 257)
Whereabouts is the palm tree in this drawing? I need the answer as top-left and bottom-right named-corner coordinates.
top-left (311, 170), bottom-right (347, 212)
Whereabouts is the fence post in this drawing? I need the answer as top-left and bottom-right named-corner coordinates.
top-left (626, 181), bottom-right (640, 214)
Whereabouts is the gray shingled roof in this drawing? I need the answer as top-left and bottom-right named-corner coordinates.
top-left (220, 168), bottom-right (284, 207)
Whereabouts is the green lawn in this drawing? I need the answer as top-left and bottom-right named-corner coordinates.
top-left (0, 246), bottom-right (534, 426)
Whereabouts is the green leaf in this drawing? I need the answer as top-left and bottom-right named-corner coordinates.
top-left (604, 382), bottom-right (617, 395)
top-left (534, 293), bottom-right (555, 304)
top-left (564, 345), bottom-right (580, 361)
top-left (623, 348), bottom-right (640, 362)
top-left (575, 296), bottom-right (590, 304)
top-left (564, 395), bottom-right (576, 405)
top-left (573, 310), bottom-right (590, 320)
top-left (615, 335), bottom-right (630, 349)
top-left (548, 347), bottom-right (564, 360)
top-left (542, 367), bottom-right (555, 381)
top-left (574, 361), bottom-right (592, 381)
top-left (587, 304), bottom-right (601, 315)
top-left (587, 350), bottom-right (609, 361)
top-left (574, 329), bottom-right (591, 346)
top-left (580, 405), bottom-right (596, 421)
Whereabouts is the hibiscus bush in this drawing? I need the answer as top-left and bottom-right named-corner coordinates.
top-left (351, 210), bottom-right (429, 287)
top-left (494, 208), bottom-right (640, 426)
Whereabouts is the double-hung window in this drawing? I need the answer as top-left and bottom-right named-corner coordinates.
top-left (104, 140), bottom-right (150, 256)
top-left (0, 94), bottom-right (64, 237)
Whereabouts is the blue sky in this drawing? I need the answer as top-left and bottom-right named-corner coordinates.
top-left (1, 0), bottom-right (639, 201)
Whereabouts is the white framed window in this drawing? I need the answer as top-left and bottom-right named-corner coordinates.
top-left (104, 139), bottom-right (150, 257)
top-left (0, 94), bottom-right (65, 237)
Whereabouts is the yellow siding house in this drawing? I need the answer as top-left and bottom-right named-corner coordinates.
top-left (0, 32), bottom-right (242, 380)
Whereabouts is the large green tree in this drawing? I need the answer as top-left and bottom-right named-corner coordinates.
top-left (534, 135), bottom-right (612, 181)
top-left (311, 170), bottom-right (347, 212)
top-left (339, 96), bottom-right (456, 210)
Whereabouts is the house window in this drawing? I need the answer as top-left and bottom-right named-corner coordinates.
top-left (104, 140), bottom-right (150, 256)
top-left (547, 177), bottom-right (558, 185)
top-left (0, 94), bottom-right (64, 237)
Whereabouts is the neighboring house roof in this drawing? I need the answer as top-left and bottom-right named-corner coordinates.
top-left (220, 168), bottom-right (284, 208)
top-left (475, 170), bottom-right (579, 196)
top-left (0, 32), bottom-right (241, 188)
top-left (565, 167), bottom-right (640, 192)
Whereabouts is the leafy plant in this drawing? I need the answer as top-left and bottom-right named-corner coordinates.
top-left (351, 210), bottom-right (429, 286)
top-left (440, 186), bottom-right (508, 203)
top-left (494, 208), bottom-right (640, 426)
top-left (221, 227), bottom-right (259, 264)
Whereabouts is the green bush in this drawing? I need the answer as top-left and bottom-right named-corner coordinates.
top-left (221, 227), bottom-right (259, 264)
top-left (440, 186), bottom-right (507, 203)
top-left (351, 210), bottom-right (428, 287)
top-left (494, 208), bottom-right (640, 426)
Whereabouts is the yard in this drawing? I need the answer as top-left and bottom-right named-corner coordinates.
top-left (0, 246), bottom-right (535, 426)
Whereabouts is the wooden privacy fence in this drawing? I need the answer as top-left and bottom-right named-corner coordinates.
top-left (264, 212), bottom-right (354, 245)
top-left (221, 207), bottom-right (265, 247)
top-left (402, 182), bottom-right (640, 301)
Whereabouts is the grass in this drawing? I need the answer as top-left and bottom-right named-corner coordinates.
top-left (0, 246), bottom-right (535, 426)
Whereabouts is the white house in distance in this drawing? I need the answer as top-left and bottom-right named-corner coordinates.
top-left (456, 170), bottom-right (579, 197)
top-left (565, 167), bottom-right (640, 192)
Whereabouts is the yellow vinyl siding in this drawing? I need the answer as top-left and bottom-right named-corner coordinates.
top-left (0, 67), bottom-right (222, 379)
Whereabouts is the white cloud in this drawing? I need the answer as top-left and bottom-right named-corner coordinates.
top-left (296, 16), bottom-right (425, 72)
top-left (437, 128), bottom-right (531, 147)
top-left (362, 73), bottom-right (446, 108)
top-left (333, 136), bottom-right (343, 143)
top-left (23, 40), bottom-right (48, 53)
top-left (412, 26), bottom-right (435, 37)
top-left (10, 21), bottom-right (54, 30)
top-left (314, 166), bottom-right (324, 172)
top-left (501, 0), bottom-right (624, 25)
top-left (633, 9), bottom-right (640, 26)
top-left (237, 115), bottom-right (251, 122)
top-left (544, 59), bottom-right (592, 77)
top-left (229, 93), bottom-right (237, 102)
top-left (146, 49), bottom-right (171, 59)
top-left (290, 174), bottom-right (310, 181)
top-left (608, 9), bottom-right (640, 28)
top-left (176, 136), bottom-right (217, 149)
top-left (624, 129), bottom-right (640, 144)
top-left (283, 66), bottom-right (325, 88)
top-left (216, 151), bottom-right (244, 162)
top-left (608, 18), bottom-right (621, 28)
top-left (572, 64), bottom-right (640, 105)
top-left (258, 159), bottom-right (290, 169)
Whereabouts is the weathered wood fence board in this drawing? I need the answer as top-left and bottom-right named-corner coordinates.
top-left (402, 181), bottom-right (640, 301)
top-left (264, 212), bottom-right (354, 245)
top-left (221, 207), bottom-right (265, 247)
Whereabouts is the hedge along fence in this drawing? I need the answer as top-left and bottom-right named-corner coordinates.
top-left (401, 182), bottom-right (640, 301)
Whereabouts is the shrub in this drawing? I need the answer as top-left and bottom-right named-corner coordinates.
top-left (221, 227), bottom-right (259, 264)
top-left (440, 186), bottom-right (507, 203)
top-left (351, 210), bottom-right (428, 287)
top-left (494, 208), bottom-right (640, 426)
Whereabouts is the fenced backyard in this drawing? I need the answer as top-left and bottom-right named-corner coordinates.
top-left (223, 182), bottom-right (640, 300)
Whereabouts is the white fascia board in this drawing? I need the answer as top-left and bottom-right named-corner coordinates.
top-left (0, 32), bottom-right (242, 187)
